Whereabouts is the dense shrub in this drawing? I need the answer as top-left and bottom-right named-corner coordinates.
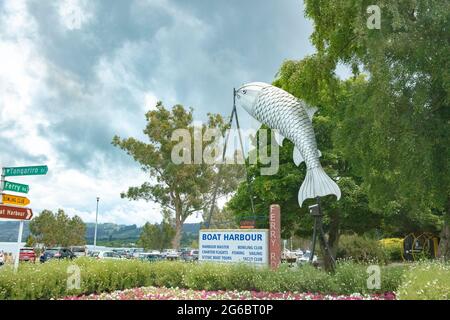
top-left (396, 261), bottom-right (450, 300)
top-left (0, 258), bottom-right (405, 300)
top-left (337, 234), bottom-right (387, 264)
top-left (379, 238), bottom-right (404, 262)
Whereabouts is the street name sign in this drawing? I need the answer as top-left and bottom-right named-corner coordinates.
top-left (2, 181), bottom-right (29, 193)
top-left (0, 205), bottom-right (33, 220)
top-left (2, 165), bottom-right (48, 177)
top-left (1, 194), bottom-right (30, 206)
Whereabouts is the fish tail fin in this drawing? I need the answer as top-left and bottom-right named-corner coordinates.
top-left (298, 166), bottom-right (341, 207)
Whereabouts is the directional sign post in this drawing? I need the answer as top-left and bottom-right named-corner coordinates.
top-left (0, 165), bottom-right (48, 271)
top-left (0, 205), bottom-right (33, 220)
top-left (1, 165), bottom-right (47, 272)
top-left (2, 165), bottom-right (48, 177)
top-left (2, 181), bottom-right (29, 194)
top-left (2, 194), bottom-right (30, 206)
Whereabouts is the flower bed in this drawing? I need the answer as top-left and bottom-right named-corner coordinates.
top-left (64, 287), bottom-right (396, 300)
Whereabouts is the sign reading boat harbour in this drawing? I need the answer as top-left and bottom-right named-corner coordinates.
top-left (199, 229), bottom-right (268, 265)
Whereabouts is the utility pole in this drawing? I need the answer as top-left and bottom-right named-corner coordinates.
top-left (93, 197), bottom-right (99, 250)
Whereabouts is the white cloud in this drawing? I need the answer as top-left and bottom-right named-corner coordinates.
top-left (0, 1), bottom-right (162, 227)
top-left (1, 0), bottom-right (314, 228)
top-left (57, 0), bottom-right (94, 31)
top-left (144, 92), bottom-right (158, 111)
top-left (0, 0), bottom-right (54, 164)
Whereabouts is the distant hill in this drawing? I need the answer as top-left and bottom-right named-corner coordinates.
top-left (0, 221), bottom-right (201, 244)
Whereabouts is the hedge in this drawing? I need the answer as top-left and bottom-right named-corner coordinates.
top-left (0, 258), bottom-right (405, 300)
top-left (379, 238), bottom-right (404, 262)
top-left (337, 235), bottom-right (388, 264)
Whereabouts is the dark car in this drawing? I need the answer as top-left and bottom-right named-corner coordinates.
top-left (139, 253), bottom-right (163, 262)
top-left (40, 248), bottom-right (76, 263)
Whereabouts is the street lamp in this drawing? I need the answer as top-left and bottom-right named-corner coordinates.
top-left (93, 197), bottom-right (99, 250)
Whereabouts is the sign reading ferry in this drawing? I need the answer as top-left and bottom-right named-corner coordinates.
top-left (199, 229), bottom-right (268, 265)
top-left (2, 181), bottom-right (29, 194)
top-left (0, 205), bottom-right (33, 220)
top-left (2, 165), bottom-right (48, 177)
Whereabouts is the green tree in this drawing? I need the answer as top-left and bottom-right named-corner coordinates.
top-left (202, 205), bottom-right (239, 229)
top-left (303, 0), bottom-right (449, 258)
top-left (29, 210), bottom-right (57, 246)
top-left (138, 220), bottom-right (175, 251)
top-left (113, 102), bottom-right (243, 249)
top-left (227, 123), bottom-right (380, 270)
top-left (67, 215), bottom-right (87, 246)
top-left (25, 235), bottom-right (35, 247)
top-left (29, 209), bottom-right (86, 247)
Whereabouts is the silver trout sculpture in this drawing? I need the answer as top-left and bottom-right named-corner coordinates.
top-left (235, 82), bottom-right (341, 207)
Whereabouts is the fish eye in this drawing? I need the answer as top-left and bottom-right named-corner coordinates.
top-left (242, 89), bottom-right (247, 94)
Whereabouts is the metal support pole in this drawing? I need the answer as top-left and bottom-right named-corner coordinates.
top-left (318, 217), bottom-right (336, 270)
top-left (233, 98), bottom-right (256, 215)
top-left (309, 216), bottom-right (318, 262)
top-left (316, 197), bottom-right (335, 269)
top-left (205, 88), bottom-right (255, 228)
top-left (205, 90), bottom-right (236, 229)
top-left (14, 220), bottom-right (24, 272)
top-left (93, 197), bottom-right (99, 250)
top-left (308, 197), bottom-right (335, 270)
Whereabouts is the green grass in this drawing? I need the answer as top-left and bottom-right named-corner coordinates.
top-left (396, 261), bottom-right (450, 300)
top-left (0, 258), bottom-right (410, 300)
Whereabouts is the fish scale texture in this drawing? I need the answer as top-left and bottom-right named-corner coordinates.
top-left (254, 85), bottom-right (320, 169)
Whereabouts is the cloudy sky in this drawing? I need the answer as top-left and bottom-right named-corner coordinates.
top-left (0, 0), bottom-right (345, 226)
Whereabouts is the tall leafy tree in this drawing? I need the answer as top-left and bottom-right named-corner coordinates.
top-left (138, 220), bottom-right (175, 251)
top-left (304, 0), bottom-right (450, 258)
top-left (202, 205), bottom-right (239, 229)
top-left (29, 209), bottom-right (86, 247)
top-left (113, 102), bottom-right (243, 249)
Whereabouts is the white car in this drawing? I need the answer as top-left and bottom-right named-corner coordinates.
top-left (297, 251), bottom-right (318, 265)
top-left (94, 251), bottom-right (122, 260)
top-left (293, 249), bottom-right (304, 258)
top-left (165, 250), bottom-right (179, 260)
top-left (0, 251), bottom-right (4, 266)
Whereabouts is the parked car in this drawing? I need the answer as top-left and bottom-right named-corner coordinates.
top-left (297, 251), bottom-right (318, 265)
top-left (112, 249), bottom-right (128, 258)
top-left (88, 250), bottom-right (100, 258)
top-left (70, 246), bottom-right (87, 257)
top-left (293, 249), bottom-right (304, 258)
top-left (165, 250), bottom-right (179, 260)
top-left (40, 247), bottom-right (75, 263)
top-left (94, 251), bottom-right (122, 260)
top-left (19, 248), bottom-right (36, 263)
top-left (0, 251), bottom-right (4, 266)
top-left (181, 250), bottom-right (199, 262)
top-left (139, 253), bottom-right (163, 262)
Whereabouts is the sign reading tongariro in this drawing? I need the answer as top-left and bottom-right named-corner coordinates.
top-left (3, 165), bottom-right (48, 177)
top-left (199, 229), bottom-right (268, 265)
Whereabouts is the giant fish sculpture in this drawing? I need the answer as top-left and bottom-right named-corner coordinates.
top-left (235, 82), bottom-right (341, 206)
